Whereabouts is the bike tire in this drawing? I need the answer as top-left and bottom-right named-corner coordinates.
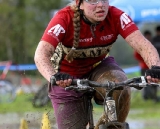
top-left (32, 83), bottom-right (50, 107)
top-left (0, 79), bottom-right (16, 103)
top-left (99, 122), bottom-right (130, 129)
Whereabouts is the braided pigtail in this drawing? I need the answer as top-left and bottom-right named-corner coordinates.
top-left (65, 5), bottom-right (81, 63)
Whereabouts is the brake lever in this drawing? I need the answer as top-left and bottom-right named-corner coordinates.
top-left (126, 76), bottom-right (147, 90)
top-left (138, 76), bottom-right (147, 88)
top-left (138, 76), bottom-right (160, 87)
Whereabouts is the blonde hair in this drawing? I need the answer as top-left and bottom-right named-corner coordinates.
top-left (65, 4), bottom-right (81, 63)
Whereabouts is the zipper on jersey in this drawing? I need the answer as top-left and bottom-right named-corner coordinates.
top-left (90, 24), bottom-right (96, 38)
top-left (82, 14), bottom-right (98, 38)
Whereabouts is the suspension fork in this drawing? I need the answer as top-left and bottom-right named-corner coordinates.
top-left (88, 96), bottom-right (94, 129)
top-left (105, 90), bottom-right (117, 122)
top-left (83, 91), bottom-right (95, 129)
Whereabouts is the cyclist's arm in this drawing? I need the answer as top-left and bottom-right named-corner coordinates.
top-left (125, 30), bottom-right (160, 68)
top-left (34, 40), bottom-right (56, 82)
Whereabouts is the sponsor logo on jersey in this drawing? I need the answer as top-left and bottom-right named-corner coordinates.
top-left (100, 34), bottom-right (114, 41)
top-left (48, 24), bottom-right (65, 37)
top-left (79, 35), bottom-right (113, 42)
top-left (120, 13), bottom-right (132, 29)
top-left (79, 37), bottom-right (93, 43)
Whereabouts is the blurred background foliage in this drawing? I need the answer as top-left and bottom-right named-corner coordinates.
top-left (0, 0), bottom-right (70, 64)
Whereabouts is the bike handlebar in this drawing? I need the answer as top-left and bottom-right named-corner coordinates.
top-left (50, 76), bottom-right (160, 91)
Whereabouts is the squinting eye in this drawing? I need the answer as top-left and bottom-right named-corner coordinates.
top-left (86, 0), bottom-right (98, 4)
top-left (87, 0), bottom-right (98, 2)
top-left (85, 0), bottom-right (109, 4)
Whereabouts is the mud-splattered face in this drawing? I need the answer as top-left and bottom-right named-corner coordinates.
top-left (80, 0), bottom-right (109, 23)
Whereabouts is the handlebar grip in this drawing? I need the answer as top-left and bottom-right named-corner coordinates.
top-left (72, 79), bottom-right (79, 85)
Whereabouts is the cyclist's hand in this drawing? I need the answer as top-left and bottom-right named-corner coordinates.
top-left (51, 72), bottom-right (72, 88)
top-left (145, 65), bottom-right (160, 83)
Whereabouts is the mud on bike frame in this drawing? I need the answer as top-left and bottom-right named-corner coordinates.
top-left (50, 76), bottom-right (160, 129)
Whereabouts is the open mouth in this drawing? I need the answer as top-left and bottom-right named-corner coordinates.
top-left (97, 10), bottom-right (105, 13)
top-left (96, 10), bottom-right (105, 17)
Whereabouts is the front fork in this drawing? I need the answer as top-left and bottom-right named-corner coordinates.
top-left (99, 90), bottom-right (130, 129)
top-left (87, 94), bottom-right (95, 129)
top-left (86, 90), bottom-right (117, 129)
top-left (105, 96), bottom-right (117, 122)
top-left (105, 90), bottom-right (117, 122)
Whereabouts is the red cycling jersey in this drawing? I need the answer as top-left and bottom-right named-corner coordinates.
top-left (41, 6), bottom-right (138, 78)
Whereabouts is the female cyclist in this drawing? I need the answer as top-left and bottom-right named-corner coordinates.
top-left (34, 0), bottom-right (160, 129)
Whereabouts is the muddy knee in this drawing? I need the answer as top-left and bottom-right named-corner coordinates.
top-left (93, 69), bottom-right (129, 104)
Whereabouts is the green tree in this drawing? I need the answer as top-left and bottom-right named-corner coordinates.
top-left (0, 0), bottom-right (69, 63)
top-left (0, 0), bottom-right (15, 61)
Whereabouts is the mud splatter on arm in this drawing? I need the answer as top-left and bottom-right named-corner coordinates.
top-left (125, 30), bottom-right (160, 68)
top-left (34, 41), bottom-right (56, 82)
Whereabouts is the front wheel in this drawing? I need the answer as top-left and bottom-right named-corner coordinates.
top-left (99, 122), bottom-right (129, 129)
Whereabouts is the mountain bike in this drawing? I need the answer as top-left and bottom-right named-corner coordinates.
top-left (50, 76), bottom-right (160, 129)
top-left (32, 83), bottom-right (50, 107)
top-left (0, 79), bottom-right (16, 103)
top-left (0, 61), bottom-right (16, 103)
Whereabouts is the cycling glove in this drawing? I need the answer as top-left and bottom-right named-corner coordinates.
top-left (51, 72), bottom-right (73, 81)
top-left (145, 65), bottom-right (160, 78)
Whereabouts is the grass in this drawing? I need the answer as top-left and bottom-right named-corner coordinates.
top-left (0, 93), bottom-right (52, 113)
top-left (129, 91), bottom-right (160, 119)
top-left (126, 71), bottom-right (141, 78)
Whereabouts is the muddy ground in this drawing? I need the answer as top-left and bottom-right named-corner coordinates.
top-left (1, 110), bottom-right (160, 129)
